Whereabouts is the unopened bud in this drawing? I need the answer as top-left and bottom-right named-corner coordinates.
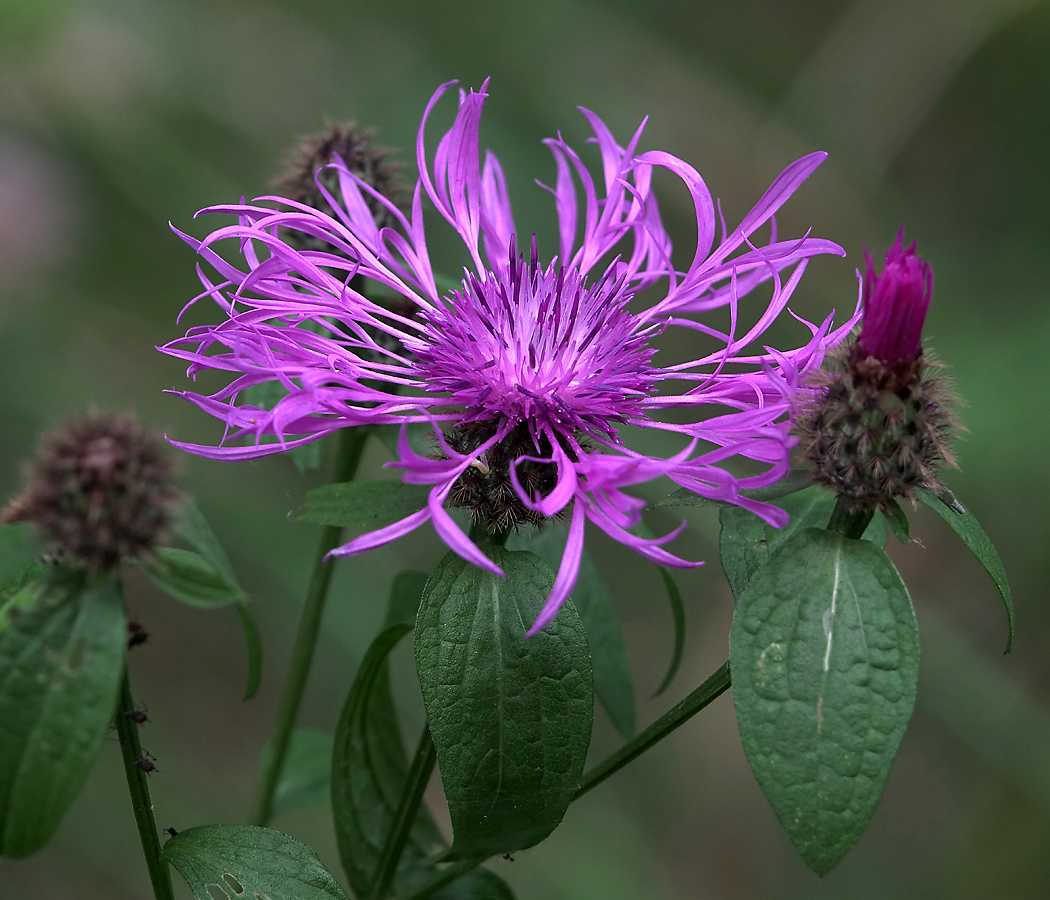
top-left (858, 228), bottom-right (932, 365)
top-left (796, 231), bottom-right (956, 510)
top-left (3, 413), bottom-right (180, 571)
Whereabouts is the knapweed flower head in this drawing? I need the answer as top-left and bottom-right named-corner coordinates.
top-left (162, 80), bottom-right (855, 632)
top-left (858, 228), bottom-right (932, 365)
top-left (3, 412), bottom-right (180, 571)
top-left (797, 229), bottom-right (957, 510)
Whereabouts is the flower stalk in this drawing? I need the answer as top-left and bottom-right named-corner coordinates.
top-left (115, 665), bottom-right (175, 900)
top-left (368, 726), bottom-right (437, 900)
top-left (253, 426), bottom-right (369, 826)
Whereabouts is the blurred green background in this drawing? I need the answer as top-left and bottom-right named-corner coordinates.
top-left (2, 0), bottom-right (1049, 897)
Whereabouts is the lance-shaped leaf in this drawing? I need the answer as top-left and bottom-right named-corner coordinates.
top-left (162, 825), bottom-right (349, 900)
top-left (415, 548), bottom-right (593, 858)
top-left (296, 481), bottom-right (431, 529)
top-left (513, 528), bottom-right (634, 738)
top-left (916, 487), bottom-right (1013, 653)
top-left (0, 576), bottom-right (126, 857)
top-left (719, 487), bottom-right (886, 598)
top-left (258, 728), bottom-right (335, 817)
top-left (730, 528), bottom-right (919, 874)
top-left (331, 620), bottom-right (444, 896)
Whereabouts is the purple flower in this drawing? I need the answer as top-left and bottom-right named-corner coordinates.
top-left (858, 228), bottom-right (932, 365)
top-left (162, 80), bottom-right (855, 632)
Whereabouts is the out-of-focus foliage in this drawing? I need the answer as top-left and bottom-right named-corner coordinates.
top-left (2, 0), bottom-right (1049, 897)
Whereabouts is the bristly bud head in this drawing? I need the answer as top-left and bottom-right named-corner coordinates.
top-left (858, 228), bottom-right (932, 365)
top-left (274, 121), bottom-right (405, 246)
top-left (797, 230), bottom-right (957, 510)
top-left (3, 413), bottom-right (180, 571)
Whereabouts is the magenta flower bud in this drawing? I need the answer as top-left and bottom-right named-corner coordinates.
top-left (858, 228), bottom-right (932, 365)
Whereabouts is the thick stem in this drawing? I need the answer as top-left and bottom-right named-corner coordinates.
top-left (253, 427), bottom-right (369, 826)
top-left (826, 496), bottom-right (876, 540)
top-left (115, 666), bottom-right (175, 900)
top-left (390, 661), bottom-right (733, 900)
top-left (468, 520), bottom-right (510, 548)
top-left (369, 727), bottom-right (437, 900)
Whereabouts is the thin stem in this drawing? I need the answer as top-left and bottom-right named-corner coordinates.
top-left (253, 427), bottom-right (369, 826)
top-left (389, 661), bottom-right (733, 900)
top-left (826, 496), bottom-right (876, 540)
top-left (575, 660), bottom-right (731, 799)
top-left (369, 727), bottom-right (437, 900)
top-left (115, 666), bottom-right (175, 900)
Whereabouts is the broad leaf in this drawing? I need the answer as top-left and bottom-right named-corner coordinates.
top-left (415, 549), bottom-right (593, 858)
top-left (142, 548), bottom-right (246, 608)
top-left (513, 529), bottom-right (634, 739)
top-left (916, 487), bottom-right (1013, 653)
top-left (163, 825), bottom-right (348, 900)
top-left (719, 487), bottom-right (886, 598)
top-left (297, 481), bottom-right (431, 529)
top-left (332, 623), bottom-right (444, 897)
top-left (0, 576), bottom-right (126, 857)
top-left (0, 523), bottom-right (46, 604)
top-left (730, 528), bottom-right (919, 874)
top-left (258, 729), bottom-right (334, 816)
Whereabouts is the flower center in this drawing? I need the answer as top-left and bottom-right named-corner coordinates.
top-left (414, 249), bottom-right (656, 439)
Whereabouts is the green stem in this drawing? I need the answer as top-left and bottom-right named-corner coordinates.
top-left (115, 666), bottom-right (175, 900)
top-left (390, 661), bottom-right (733, 900)
top-left (575, 660), bottom-right (731, 799)
top-left (253, 427), bottom-right (369, 826)
top-left (369, 727), bottom-right (437, 900)
top-left (826, 496), bottom-right (876, 540)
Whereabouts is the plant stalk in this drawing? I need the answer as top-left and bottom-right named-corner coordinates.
top-left (391, 661), bottom-right (733, 900)
top-left (826, 496), bottom-right (876, 540)
top-left (369, 727), bottom-right (437, 900)
top-left (253, 427), bottom-right (369, 826)
top-left (115, 666), bottom-right (175, 900)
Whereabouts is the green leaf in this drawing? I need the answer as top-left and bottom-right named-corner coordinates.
top-left (257, 729), bottom-right (334, 816)
top-left (235, 602), bottom-right (262, 701)
top-left (296, 481), bottom-right (431, 529)
top-left (156, 503), bottom-right (260, 697)
top-left (385, 570), bottom-right (430, 628)
top-left (0, 523), bottom-right (46, 599)
top-left (511, 529), bottom-right (634, 739)
top-left (0, 576), bottom-right (126, 857)
top-left (162, 825), bottom-right (349, 900)
top-left (916, 487), bottom-right (1014, 653)
top-left (142, 548), bottom-right (247, 608)
top-left (656, 469), bottom-right (813, 509)
top-left (719, 487), bottom-right (886, 598)
top-left (415, 549), bottom-right (594, 858)
top-left (653, 568), bottom-right (686, 697)
top-left (332, 623), bottom-right (444, 897)
top-left (730, 528), bottom-right (919, 874)
top-left (174, 502), bottom-right (241, 589)
top-left (882, 500), bottom-right (911, 544)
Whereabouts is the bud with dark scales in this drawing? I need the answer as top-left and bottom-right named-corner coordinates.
top-left (3, 413), bottom-right (180, 571)
top-left (796, 229), bottom-right (958, 511)
top-left (274, 121), bottom-right (406, 251)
